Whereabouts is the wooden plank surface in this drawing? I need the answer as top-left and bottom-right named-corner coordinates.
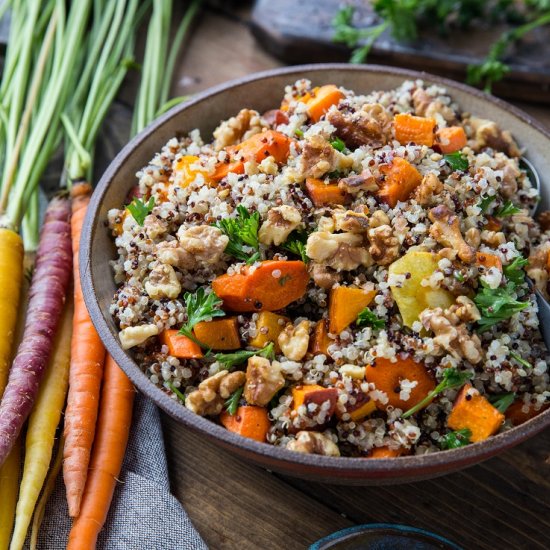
top-left (165, 5), bottom-right (550, 550)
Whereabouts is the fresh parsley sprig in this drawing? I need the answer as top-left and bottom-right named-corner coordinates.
top-left (214, 205), bottom-right (261, 264)
top-left (179, 287), bottom-right (225, 341)
top-left (215, 342), bottom-right (275, 370)
top-left (443, 152), bottom-right (468, 171)
top-left (495, 200), bottom-right (522, 217)
top-left (503, 255), bottom-right (528, 285)
top-left (224, 386), bottom-right (244, 416)
top-left (474, 282), bottom-right (529, 330)
top-left (356, 307), bottom-right (385, 329)
top-left (439, 428), bottom-right (472, 450)
top-left (402, 368), bottom-right (472, 419)
top-left (489, 392), bottom-right (516, 413)
top-left (126, 196), bottom-right (155, 225)
top-left (281, 229), bottom-right (310, 263)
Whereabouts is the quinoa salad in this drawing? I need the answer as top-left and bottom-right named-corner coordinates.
top-left (108, 79), bottom-right (550, 458)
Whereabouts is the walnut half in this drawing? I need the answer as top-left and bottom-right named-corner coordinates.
top-left (368, 224), bottom-right (399, 265)
top-left (306, 231), bottom-right (372, 271)
top-left (428, 205), bottom-right (475, 264)
top-left (258, 205), bottom-right (302, 246)
top-left (186, 370), bottom-right (246, 416)
top-left (244, 356), bottom-right (285, 406)
top-left (278, 320), bottom-right (311, 361)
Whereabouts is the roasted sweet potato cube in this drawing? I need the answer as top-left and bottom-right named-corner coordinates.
top-left (193, 318), bottom-right (241, 350)
top-left (161, 330), bottom-right (203, 359)
top-left (249, 311), bottom-right (289, 352)
top-left (328, 286), bottom-right (376, 334)
top-left (506, 400), bottom-right (548, 426)
top-left (292, 384), bottom-right (338, 419)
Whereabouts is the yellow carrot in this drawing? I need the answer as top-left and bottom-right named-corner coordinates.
top-left (0, 440), bottom-right (20, 550)
top-left (9, 299), bottom-right (73, 550)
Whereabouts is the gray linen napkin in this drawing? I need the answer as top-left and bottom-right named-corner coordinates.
top-left (32, 394), bottom-right (208, 550)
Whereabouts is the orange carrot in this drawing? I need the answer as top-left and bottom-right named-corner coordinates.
top-left (304, 85), bottom-right (345, 122)
top-left (194, 318), bottom-right (241, 350)
top-left (63, 183), bottom-right (107, 518)
top-left (476, 251), bottom-right (502, 272)
top-left (505, 399), bottom-right (548, 426)
top-left (378, 157), bottom-right (422, 207)
top-left (305, 178), bottom-right (350, 207)
top-left (67, 356), bottom-right (135, 549)
top-left (292, 384), bottom-right (338, 418)
top-left (366, 356), bottom-right (436, 411)
top-left (328, 286), bottom-right (376, 334)
top-left (212, 260), bottom-right (309, 312)
top-left (211, 160), bottom-right (245, 182)
top-left (394, 113), bottom-right (436, 146)
top-left (233, 130), bottom-right (291, 164)
top-left (369, 446), bottom-right (405, 458)
top-left (160, 330), bottom-right (203, 359)
top-left (436, 126), bottom-right (467, 153)
top-left (220, 406), bottom-right (270, 442)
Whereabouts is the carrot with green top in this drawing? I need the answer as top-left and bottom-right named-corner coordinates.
top-left (67, 355), bottom-right (135, 550)
top-left (10, 298), bottom-right (73, 550)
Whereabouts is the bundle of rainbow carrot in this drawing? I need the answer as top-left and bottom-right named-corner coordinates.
top-left (0, 1), bottom-right (200, 549)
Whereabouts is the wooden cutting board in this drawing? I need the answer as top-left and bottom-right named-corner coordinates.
top-left (250, 0), bottom-right (550, 103)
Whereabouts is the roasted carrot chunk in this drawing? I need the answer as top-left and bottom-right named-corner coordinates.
top-left (365, 356), bottom-right (436, 411)
top-left (173, 155), bottom-right (209, 187)
top-left (211, 160), bottom-right (245, 181)
top-left (220, 406), bottom-right (270, 443)
top-left (484, 215), bottom-right (502, 232)
top-left (436, 126), bottom-right (467, 153)
top-left (212, 260), bottom-right (310, 312)
top-left (310, 319), bottom-right (333, 356)
top-left (305, 178), bottom-right (350, 207)
top-left (234, 129), bottom-right (291, 164)
top-left (505, 399), bottom-right (548, 426)
top-left (335, 381), bottom-right (376, 422)
top-left (161, 330), bottom-right (203, 359)
top-left (304, 85), bottom-right (345, 122)
top-left (328, 286), bottom-right (376, 334)
top-left (394, 113), bottom-right (436, 147)
top-left (193, 318), bottom-right (241, 350)
top-left (476, 251), bottom-right (502, 272)
top-left (249, 311), bottom-right (289, 352)
top-left (292, 384), bottom-right (338, 418)
top-left (369, 446), bottom-right (405, 458)
top-left (378, 157), bottom-right (422, 208)
top-left (447, 384), bottom-right (504, 442)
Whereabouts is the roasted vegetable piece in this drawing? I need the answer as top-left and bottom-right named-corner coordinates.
top-left (304, 85), bottom-right (345, 122)
top-left (194, 318), bottom-right (241, 350)
top-left (220, 406), bottom-right (270, 442)
top-left (447, 384), bottom-right (504, 442)
top-left (211, 160), bottom-right (245, 181)
top-left (476, 251), bottom-right (503, 272)
top-left (161, 330), bottom-right (204, 358)
top-left (306, 178), bottom-right (350, 207)
top-left (249, 311), bottom-right (289, 352)
top-left (505, 399), bottom-right (548, 426)
top-left (365, 356), bottom-right (436, 411)
top-left (328, 286), bottom-right (376, 334)
top-left (378, 157), bottom-right (423, 207)
top-left (369, 446), bottom-right (405, 458)
top-left (394, 113), bottom-right (436, 146)
top-left (173, 155), bottom-right (210, 187)
top-left (292, 384), bottom-right (338, 419)
top-left (212, 260), bottom-right (310, 312)
top-left (310, 319), bottom-right (332, 356)
top-left (336, 381), bottom-right (376, 422)
top-left (388, 250), bottom-right (454, 328)
top-left (234, 129), bottom-right (291, 164)
top-left (436, 126), bottom-right (467, 153)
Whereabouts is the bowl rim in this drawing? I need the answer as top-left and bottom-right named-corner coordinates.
top-left (81, 62), bottom-right (550, 478)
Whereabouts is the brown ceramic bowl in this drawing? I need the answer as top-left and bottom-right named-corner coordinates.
top-left (81, 64), bottom-right (550, 485)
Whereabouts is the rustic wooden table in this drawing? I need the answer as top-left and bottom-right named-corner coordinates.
top-left (160, 5), bottom-right (550, 549)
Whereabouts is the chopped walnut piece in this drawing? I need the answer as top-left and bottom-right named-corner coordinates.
top-left (537, 211), bottom-right (550, 232)
top-left (278, 320), bottom-right (311, 361)
top-left (213, 109), bottom-right (265, 150)
top-left (297, 135), bottom-right (352, 179)
top-left (412, 88), bottom-right (457, 123)
top-left (144, 264), bottom-right (181, 299)
top-left (157, 240), bottom-right (195, 270)
top-left (332, 207), bottom-right (370, 233)
top-left (306, 231), bottom-right (372, 271)
top-left (244, 356), bottom-right (285, 406)
top-left (258, 205), bottom-right (302, 246)
top-left (369, 210), bottom-right (390, 228)
top-left (338, 170), bottom-right (378, 194)
top-left (286, 431), bottom-right (340, 456)
top-left (413, 173), bottom-right (443, 207)
top-left (464, 228), bottom-right (481, 250)
top-left (428, 205), bottom-right (475, 263)
top-left (469, 116), bottom-right (521, 157)
top-left (309, 262), bottom-right (341, 289)
top-left (119, 324), bottom-right (159, 350)
top-left (368, 224), bottom-right (400, 265)
top-left (420, 304), bottom-right (483, 365)
top-left (177, 225), bottom-right (228, 266)
top-left (185, 370), bottom-right (246, 416)
top-left (143, 215), bottom-right (169, 239)
top-left (327, 103), bottom-right (391, 149)
top-left (527, 243), bottom-right (550, 299)
top-left (480, 230), bottom-right (506, 247)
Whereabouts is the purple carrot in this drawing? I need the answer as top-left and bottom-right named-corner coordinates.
top-left (0, 196), bottom-right (72, 466)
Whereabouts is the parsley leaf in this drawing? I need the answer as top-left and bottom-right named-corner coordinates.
top-left (214, 205), bottom-right (261, 264)
top-left (402, 367), bottom-right (472, 419)
top-left (330, 136), bottom-right (346, 152)
top-left (439, 428), bottom-right (472, 450)
top-left (215, 342), bottom-right (275, 370)
top-left (224, 386), bottom-right (243, 416)
top-left (474, 282), bottom-right (529, 330)
top-left (179, 287), bottom-right (225, 341)
top-left (495, 200), bottom-right (522, 217)
top-left (444, 152), bottom-right (468, 171)
top-left (356, 307), bottom-right (385, 329)
top-left (479, 194), bottom-right (496, 212)
top-left (295, 128), bottom-right (304, 138)
top-left (126, 196), bottom-right (155, 225)
top-left (489, 392), bottom-right (516, 413)
top-left (503, 256), bottom-right (528, 286)
top-left (281, 229), bottom-right (310, 263)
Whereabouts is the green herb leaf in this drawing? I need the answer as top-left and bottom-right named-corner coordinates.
top-left (215, 342), bottom-right (275, 370)
top-left (495, 200), bottom-right (522, 217)
top-left (281, 229), bottom-right (310, 263)
top-left (489, 392), bottom-right (516, 413)
top-left (453, 270), bottom-right (465, 283)
top-left (503, 255), bottom-right (528, 286)
top-left (166, 381), bottom-right (186, 403)
top-left (356, 307), bottom-right (385, 329)
top-left (126, 196), bottom-right (155, 225)
top-left (444, 152), bottom-right (468, 171)
top-left (224, 386), bottom-right (244, 416)
top-left (474, 282), bottom-right (529, 330)
top-left (402, 367), bottom-right (472, 419)
top-left (439, 428), bottom-right (472, 450)
top-left (179, 287), bottom-right (225, 341)
top-left (295, 128), bottom-right (304, 138)
top-left (214, 205), bottom-right (261, 264)
top-left (479, 194), bottom-right (496, 212)
top-left (510, 351), bottom-right (532, 370)
top-left (330, 136), bottom-right (346, 152)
